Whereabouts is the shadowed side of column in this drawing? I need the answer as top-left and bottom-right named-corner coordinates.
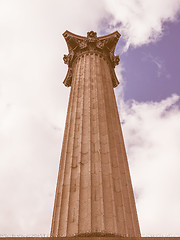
top-left (51, 31), bottom-right (141, 238)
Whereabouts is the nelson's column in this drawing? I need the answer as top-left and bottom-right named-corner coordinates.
top-left (50, 30), bottom-right (141, 238)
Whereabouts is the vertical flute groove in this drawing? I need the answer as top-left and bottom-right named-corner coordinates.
top-left (60, 59), bottom-right (81, 236)
top-left (107, 62), bottom-right (140, 236)
top-left (112, 89), bottom-right (141, 236)
top-left (106, 61), bottom-right (132, 235)
top-left (50, 74), bottom-right (73, 235)
top-left (95, 54), bottom-right (105, 230)
top-left (102, 59), bottom-right (127, 235)
top-left (51, 60), bottom-right (79, 236)
top-left (51, 33), bottom-right (141, 236)
top-left (89, 54), bottom-right (93, 232)
top-left (64, 58), bottom-right (81, 236)
top-left (101, 58), bottom-right (117, 233)
top-left (67, 57), bottom-right (83, 236)
top-left (78, 55), bottom-right (85, 234)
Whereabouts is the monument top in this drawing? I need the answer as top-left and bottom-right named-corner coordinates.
top-left (62, 30), bottom-right (121, 87)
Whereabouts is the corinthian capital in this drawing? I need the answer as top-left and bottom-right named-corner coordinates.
top-left (62, 30), bottom-right (121, 87)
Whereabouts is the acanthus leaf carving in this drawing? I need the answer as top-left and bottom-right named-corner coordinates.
top-left (87, 31), bottom-right (97, 43)
top-left (63, 51), bottom-right (74, 66)
top-left (96, 39), bottom-right (108, 50)
top-left (109, 52), bottom-right (120, 68)
top-left (63, 54), bottom-right (69, 65)
top-left (62, 30), bottom-right (121, 87)
top-left (77, 39), bottom-right (87, 49)
top-left (114, 56), bottom-right (120, 66)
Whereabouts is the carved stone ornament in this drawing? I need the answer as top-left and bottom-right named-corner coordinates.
top-left (87, 31), bottom-right (97, 42)
top-left (62, 30), bottom-right (121, 87)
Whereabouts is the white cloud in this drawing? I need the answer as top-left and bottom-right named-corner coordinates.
top-left (119, 94), bottom-right (180, 236)
top-left (103, 0), bottom-right (180, 49)
top-left (0, 0), bottom-right (180, 237)
top-left (0, 0), bottom-right (104, 235)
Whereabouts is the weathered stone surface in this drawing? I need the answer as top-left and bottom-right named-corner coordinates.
top-left (62, 31), bottom-right (120, 88)
top-left (50, 31), bottom-right (140, 237)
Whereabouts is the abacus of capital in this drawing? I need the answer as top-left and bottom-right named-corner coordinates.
top-left (1, 31), bottom-right (179, 240)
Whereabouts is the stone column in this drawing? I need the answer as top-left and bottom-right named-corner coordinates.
top-left (50, 31), bottom-right (141, 237)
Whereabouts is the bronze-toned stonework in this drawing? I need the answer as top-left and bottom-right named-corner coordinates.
top-left (62, 31), bottom-right (120, 88)
top-left (50, 31), bottom-right (140, 237)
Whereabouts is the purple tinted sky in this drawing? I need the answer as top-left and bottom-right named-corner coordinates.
top-left (116, 20), bottom-right (180, 102)
top-left (1, 1), bottom-right (180, 236)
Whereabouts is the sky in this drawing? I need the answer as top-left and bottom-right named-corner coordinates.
top-left (0, 0), bottom-right (180, 237)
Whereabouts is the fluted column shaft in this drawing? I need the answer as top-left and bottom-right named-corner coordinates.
top-left (51, 51), bottom-right (140, 237)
